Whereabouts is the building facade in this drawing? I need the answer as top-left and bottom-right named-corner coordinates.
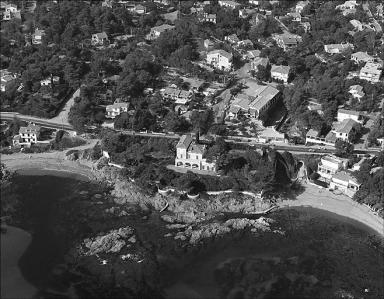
top-left (146, 24), bottom-right (175, 40)
top-left (317, 155), bottom-right (348, 181)
top-left (329, 171), bottom-right (361, 197)
top-left (106, 102), bottom-right (129, 119)
top-left (175, 135), bottom-right (216, 172)
top-left (13, 124), bottom-right (41, 147)
top-left (206, 49), bottom-right (233, 71)
top-left (271, 65), bottom-right (290, 83)
top-left (359, 62), bottom-right (382, 83)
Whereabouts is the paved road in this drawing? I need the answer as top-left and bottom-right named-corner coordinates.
top-left (1, 113), bottom-right (380, 155)
top-left (49, 88), bottom-right (80, 125)
top-left (0, 88), bottom-right (81, 130)
top-left (0, 112), bottom-right (74, 130)
top-left (117, 130), bottom-right (381, 155)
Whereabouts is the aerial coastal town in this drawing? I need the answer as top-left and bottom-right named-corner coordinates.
top-left (0, 0), bottom-right (384, 298)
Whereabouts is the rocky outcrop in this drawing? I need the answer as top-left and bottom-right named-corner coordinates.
top-left (78, 227), bottom-right (136, 256)
top-left (169, 217), bottom-right (277, 245)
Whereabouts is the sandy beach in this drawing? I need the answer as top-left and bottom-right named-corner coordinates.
top-left (279, 183), bottom-right (384, 236)
top-left (1, 226), bottom-right (37, 299)
top-left (1, 140), bottom-right (99, 181)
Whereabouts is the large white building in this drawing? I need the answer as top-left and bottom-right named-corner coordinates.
top-left (273, 33), bottom-right (302, 51)
top-left (351, 52), bottom-right (374, 64)
top-left (206, 49), bottom-right (233, 71)
top-left (218, 0), bottom-right (240, 9)
top-left (230, 82), bottom-right (280, 119)
top-left (175, 135), bottom-right (216, 172)
top-left (92, 32), bottom-right (109, 46)
top-left (13, 124), bottom-right (41, 147)
top-left (337, 109), bottom-right (362, 123)
top-left (333, 118), bottom-right (359, 142)
top-left (162, 87), bottom-right (193, 105)
top-left (271, 65), bottom-right (290, 83)
top-left (359, 62), bottom-right (382, 83)
top-left (324, 43), bottom-right (354, 54)
top-left (317, 155), bottom-right (349, 181)
top-left (106, 102), bottom-right (129, 119)
top-left (329, 171), bottom-right (361, 197)
top-left (146, 24), bottom-right (175, 40)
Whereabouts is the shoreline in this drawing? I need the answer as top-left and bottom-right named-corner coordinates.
top-left (1, 152), bottom-right (97, 181)
top-left (2, 151), bottom-right (383, 237)
top-left (278, 183), bottom-right (384, 237)
top-left (1, 226), bottom-right (37, 299)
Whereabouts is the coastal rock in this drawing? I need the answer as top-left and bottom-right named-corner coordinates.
top-left (172, 217), bottom-right (274, 245)
top-left (79, 226), bottom-right (135, 256)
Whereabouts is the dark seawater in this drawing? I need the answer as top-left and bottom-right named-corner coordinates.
top-left (10, 174), bottom-right (384, 299)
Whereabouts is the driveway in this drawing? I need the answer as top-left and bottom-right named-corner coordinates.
top-left (49, 88), bottom-right (81, 125)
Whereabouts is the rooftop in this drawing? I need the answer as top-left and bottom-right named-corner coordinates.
top-left (349, 85), bottom-right (363, 92)
top-left (93, 32), bottom-right (108, 39)
top-left (19, 124), bottom-right (41, 134)
top-left (338, 109), bottom-right (360, 116)
top-left (325, 43), bottom-right (354, 52)
top-left (351, 51), bottom-right (373, 61)
top-left (332, 171), bottom-right (359, 184)
top-left (208, 49), bottom-right (233, 60)
top-left (306, 129), bottom-right (320, 138)
top-left (322, 155), bottom-right (347, 164)
top-left (249, 85), bottom-right (280, 111)
top-left (334, 118), bottom-right (358, 134)
top-left (189, 142), bottom-right (205, 154)
top-left (360, 62), bottom-right (382, 75)
top-left (271, 64), bottom-right (290, 75)
top-left (177, 134), bottom-right (193, 149)
top-left (106, 102), bottom-right (129, 110)
top-left (152, 24), bottom-right (175, 33)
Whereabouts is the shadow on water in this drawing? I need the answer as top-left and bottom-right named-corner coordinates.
top-left (14, 174), bottom-right (94, 288)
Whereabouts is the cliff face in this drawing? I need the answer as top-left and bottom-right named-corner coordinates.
top-left (270, 150), bottom-right (300, 186)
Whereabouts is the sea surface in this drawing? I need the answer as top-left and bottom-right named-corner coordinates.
top-left (4, 173), bottom-right (383, 299)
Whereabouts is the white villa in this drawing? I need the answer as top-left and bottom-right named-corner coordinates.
top-left (218, 0), bottom-right (240, 10)
top-left (337, 109), bottom-right (362, 123)
top-left (40, 76), bottom-right (60, 86)
top-left (348, 85), bottom-right (365, 100)
top-left (146, 24), bottom-right (175, 40)
top-left (334, 118), bottom-right (359, 142)
top-left (13, 124), bottom-right (41, 147)
top-left (329, 171), bottom-right (361, 197)
top-left (359, 62), bottom-right (382, 83)
top-left (271, 65), bottom-right (290, 83)
top-left (92, 32), bottom-right (109, 46)
top-left (206, 49), bottom-right (233, 71)
top-left (351, 52), bottom-right (374, 64)
top-left (175, 135), bottom-right (216, 172)
top-left (162, 87), bottom-right (193, 105)
top-left (324, 43), bottom-right (354, 54)
top-left (317, 155), bottom-right (348, 181)
top-left (273, 33), bottom-right (302, 51)
top-left (32, 28), bottom-right (46, 45)
top-left (105, 102), bottom-right (129, 119)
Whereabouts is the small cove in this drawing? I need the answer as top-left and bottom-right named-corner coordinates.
top-left (2, 171), bottom-right (383, 299)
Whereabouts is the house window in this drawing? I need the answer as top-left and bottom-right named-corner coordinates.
top-left (196, 155), bottom-right (198, 159)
